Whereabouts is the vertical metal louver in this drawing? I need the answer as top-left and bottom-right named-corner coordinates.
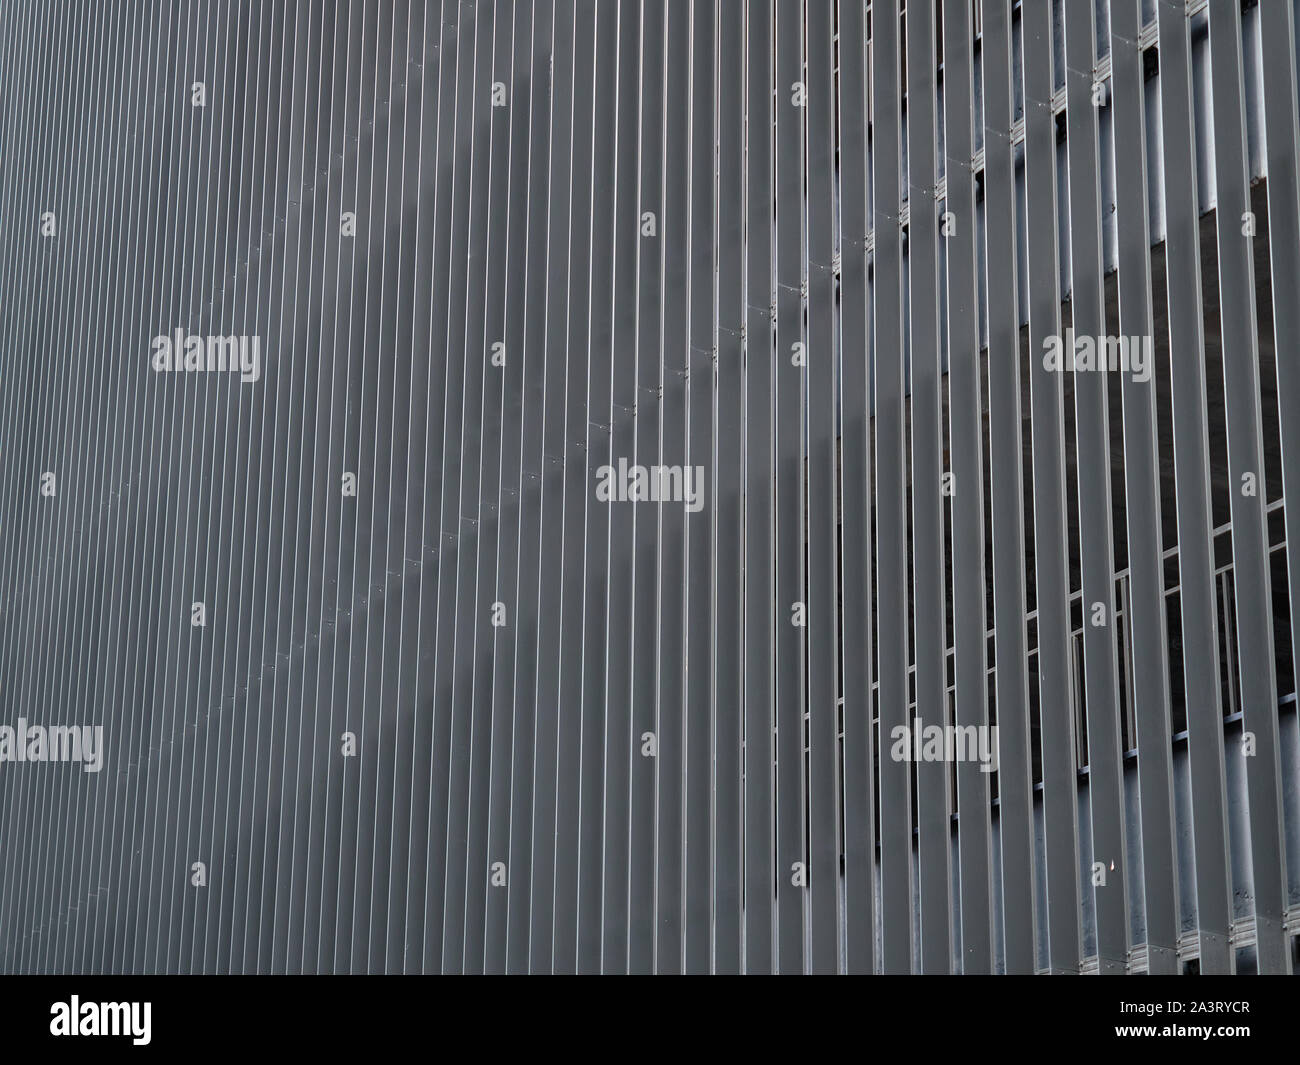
top-left (0, 0), bottom-right (1296, 975)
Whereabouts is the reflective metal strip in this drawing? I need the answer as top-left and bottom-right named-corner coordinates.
top-left (683, 0), bottom-right (716, 974)
top-left (627, 0), bottom-right (664, 974)
top-left (426, 0), bottom-right (479, 972)
top-left (315, 0), bottom-right (369, 972)
top-left (871, 0), bottom-right (914, 974)
top-left (324, 0), bottom-right (371, 973)
top-left (262, 0), bottom-right (309, 973)
top-left (1260, 0), bottom-right (1300, 796)
top-left (1257, 0), bottom-right (1300, 973)
top-left (531, 0), bottom-right (579, 972)
top-left (151, 3), bottom-right (211, 975)
top-left (1154, 0), bottom-right (1233, 974)
top-left (1021, 0), bottom-right (1081, 975)
top-left (906, 0), bottom-right (953, 976)
top-left (355, 0), bottom-right (406, 973)
top-left (943, 0), bottom-right (996, 975)
top-left (361, 1), bottom-right (416, 975)
top-left (1062, 0), bottom-right (1128, 975)
top-left (742, 0), bottom-right (776, 976)
top-left (486, 0), bottom-right (533, 974)
top-left (454, 0), bottom-right (505, 972)
top-left (1108, 0), bottom-right (1180, 977)
top-left (1205, 0), bottom-right (1290, 975)
top-left (132, 0), bottom-right (180, 972)
top-left (218, 1), bottom-right (271, 973)
top-left (392, 2), bottom-right (449, 973)
top-left (460, 0), bottom-right (515, 973)
top-left (440, 0), bottom-right (496, 972)
top-left (313, 1), bottom-right (364, 973)
top-left (598, 0), bottom-right (641, 974)
top-left (179, 2), bottom-right (237, 972)
top-left (713, 0), bottom-right (745, 977)
top-left (548, 0), bottom-right (594, 973)
top-left (805, 0), bottom-right (839, 976)
top-left (773, 0), bottom-right (805, 975)
top-left (576, 0), bottom-right (619, 975)
top-left (102, 0), bottom-right (159, 973)
top-left (654, 0), bottom-right (690, 974)
top-left (835, 0), bottom-right (876, 977)
top-left (507, 0), bottom-right (554, 973)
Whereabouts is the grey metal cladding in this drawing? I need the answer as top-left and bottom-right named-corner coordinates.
top-left (0, 0), bottom-right (1296, 975)
top-left (1154, 0), bottom-right (1233, 975)
top-left (1108, 0), bottom-right (1179, 977)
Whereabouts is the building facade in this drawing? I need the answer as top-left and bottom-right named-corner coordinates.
top-left (0, 0), bottom-right (1297, 973)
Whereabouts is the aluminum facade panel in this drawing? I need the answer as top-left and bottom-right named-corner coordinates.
top-left (0, 0), bottom-right (1296, 975)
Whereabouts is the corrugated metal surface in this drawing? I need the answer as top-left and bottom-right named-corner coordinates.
top-left (0, 0), bottom-right (1296, 974)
